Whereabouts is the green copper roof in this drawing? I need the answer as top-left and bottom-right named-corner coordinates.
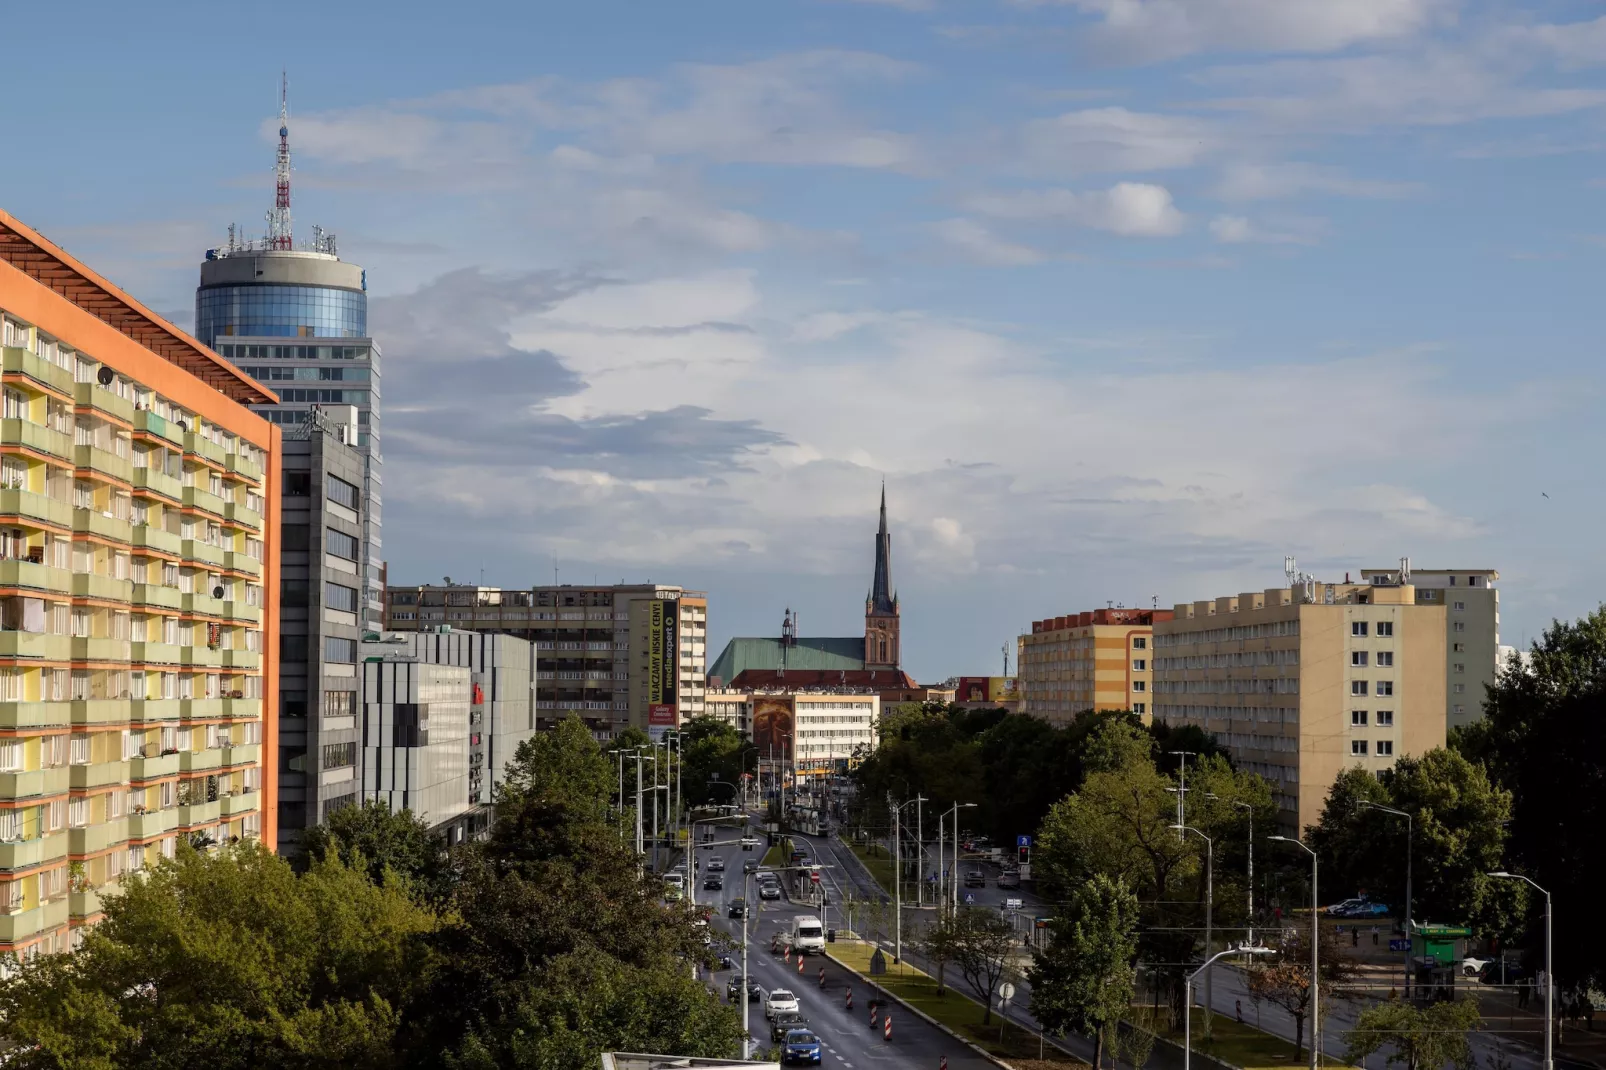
top-left (708, 636), bottom-right (866, 683)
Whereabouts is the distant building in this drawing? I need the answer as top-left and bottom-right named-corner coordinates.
top-left (1017, 608), bottom-right (1173, 723)
top-left (1153, 576), bottom-right (1448, 832)
top-left (385, 583), bottom-right (705, 739)
top-left (953, 676), bottom-right (1021, 712)
top-left (1359, 566), bottom-right (1499, 730)
top-left (705, 686), bottom-right (752, 736)
top-left (719, 688), bottom-right (881, 775)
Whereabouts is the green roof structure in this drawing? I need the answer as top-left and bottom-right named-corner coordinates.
top-left (708, 636), bottom-right (866, 684)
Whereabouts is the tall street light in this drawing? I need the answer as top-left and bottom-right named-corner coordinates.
top-left (1186, 946), bottom-right (1274, 1070)
top-left (1270, 835), bottom-right (1319, 1070)
top-left (1492, 871), bottom-right (1552, 1070)
top-left (944, 802), bottom-right (977, 917)
top-left (1173, 824), bottom-right (1215, 1035)
top-left (1231, 799), bottom-right (1255, 942)
top-left (888, 795), bottom-right (925, 963)
top-left (1360, 801), bottom-right (1413, 998)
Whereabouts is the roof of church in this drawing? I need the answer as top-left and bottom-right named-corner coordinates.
top-left (867, 484), bottom-right (897, 615)
top-left (726, 668), bottom-right (919, 691)
top-left (708, 636), bottom-right (867, 684)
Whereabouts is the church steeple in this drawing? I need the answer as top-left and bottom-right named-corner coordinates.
top-left (865, 483), bottom-right (900, 669)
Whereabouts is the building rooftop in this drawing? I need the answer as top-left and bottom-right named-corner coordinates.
top-left (1031, 608), bottom-right (1174, 633)
top-left (709, 636), bottom-right (866, 683)
top-left (726, 668), bottom-right (917, 691)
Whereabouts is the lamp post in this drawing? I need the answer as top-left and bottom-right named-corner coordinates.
top-left (1173, 824), bottom-right (1215, 1035)
top-left (1186, 946), bottom-right (1274, 1070)
top-left (1270, 835), bottom-right (1319, 1070)
top-left (1492, 871), bottom-right (1552, 1070)
top-left (1360, 801), bottom-right (1413, 998)
top-left (944, 802), bottom-right (977, 917)
top-left (889, 795), bottom-right (925, 962)
top-left (1228, 800), bottom-right (1255, 942)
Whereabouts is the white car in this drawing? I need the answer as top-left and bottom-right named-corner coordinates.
top-left (1461, 957), bottom-right (1493, 977)
top-left (764, 989), bottom-right (800, 1020)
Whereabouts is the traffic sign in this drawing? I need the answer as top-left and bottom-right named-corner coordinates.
top-left (1016, 835), bottom-right (1032, 848)
top-left (1005, 898), bottom-right (1023, 909)
top-left (999, 982), bottom-right (1016, 1003)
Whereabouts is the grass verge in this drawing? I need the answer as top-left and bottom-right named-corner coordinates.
top-left (828, 940), bottom-right (1086, 1067)
top-left (762, 843), bottom-right (783, 868)
top-left (846, 839), bottom-right (896, 894)
top-left (1128, 1006), bottom-right (1357, 1070)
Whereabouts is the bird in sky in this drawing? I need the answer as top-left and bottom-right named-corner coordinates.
top-left (1542, 492), bottom-right (1550, 498)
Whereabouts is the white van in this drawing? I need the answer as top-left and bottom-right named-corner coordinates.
top-left (790, 914), bottom-right (826, 954)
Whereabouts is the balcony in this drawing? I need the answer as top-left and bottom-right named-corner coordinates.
top-left (72, 508), bottom-right (132, 544)
top-left (184, 432), bottom-right (227, 467)
top-left (182, 485), bottom-right (227, 518)
top-left (182, 592), bottom-right (225, 618)
top-left (176, 800), bottom-right (222, 827)
top-left (220, 743), bottom-right (259, 768)
top-left (0, 557), bottom-right (71, 594)
top-left (0, 897), bottom-right (69, 944)
top-left (225, 451), bottom-right (262, 482)
top-left (127, 808), bottom-right (178, 839)
top-left (131, 466), bottom-right (182, 501)
top-left (221, 649), bottom-right (260, 670)
top-left (0, 832), bottom-right (67, 871)
top-left (180, 698), bottom-right (222, 719)
top-left (68, 818), bottom-right (129, 855)
top-left (0, 767), bottom-right (68, 798)
top-left (219, 791), bottom-right (259, 817)
top-left (224, 501), bottom-right (262, 530)
top-left (0, 418), bottom-right (72, 461)
top-left (0, 701), bottom-right (54, 729)
top-left (182, 539), bottom-right (226, 568)
top-left (68, 700), bottom-right (127, 726)
top-left (131, 524), bottom-right (182, 556)
top-left (180, 646), bottom-right (222, 668)
top-left (70, 636), bottom-right (131, 662)
top-left (73, 444), bottom-right (133, 484)
top-left (0, 632), bottom-right (71, 660)
top-left (2, 346), bottom-right (74, 395)
top-left (220, 697), bottom-right (261, 719)
top-left (222, 600), bottom-right (261, 624)
top-left (223, 551), bottom-right (260, 576)
top-left (130, 641), bottom-right (182, 665)
top-left (130, 699), bottom-right (181, 722)
top-left (129, 752), bottom-right (179, 781)
top-left (69, 759), bottom-right (130, 789)
top-left (70, 573), bottom-right (133, 603)
top-left (178, 748), bottom-right (221, 774)
top-left (131, 583), bottom-right (183, 611)
top-left (133, 409), bottom-right (183, 446)
top-left (69, 883), bottom-right (110, 919)
top-left (73, 381), bottom-right (135, 424)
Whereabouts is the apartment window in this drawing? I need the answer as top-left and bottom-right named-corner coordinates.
top-left (326, 582), bottom-right (359, 614)
top-left (1453, 703), bottom-right (1466, 715)
top-left (1377, 710), bottom-right (1394, 726)
top-left (1351, 681), bottom-right (1368, 696)
top-left (1454, 683), bottom-right (1466, 694)
top-left (1351, 621), bottom-right (1368, 637)
top-left (0, 810), bottom-right (21, 842)
top-left (326, 529), bottom-right (359, 560)
top-left (1350, 651), bottom-right (1369, 667)
top-left (68, 735), bottom-right (91, 765)
top-left (43, 799), bottom-right (65, 833)
top-left (1454, 622), bottom-right (1466, 633)
top-left (1377, 681), bottom-right (1394, 697)
top-left (1377, 621), bottom-right (1394, 637)
top-left (1351, 710), bottom-right (1369, 726)
top-left (324, 636), bottom-right (357, 664)
top-left (1453, 642), bottom-right (1465, 653)
top-left (327, 476), bottom-right (359, 512)
top-left (1351, 740), bottom-right (1369, 756)
top-left (1132, 702), bottom-right (1146, 714)
top-left (322, 742), bottom-right (357, 770)
top-left (1454, 663), bottom-right (1466, 674)
top-left (1420, 590), bottom-right (1436, 602)
top-left (1376, 651), bottom-right (1394, 667)
top-left (1453, 601), bottom-right (1466, 612)
top-left (282, 634), bottom-right (309, 664)
top-left (0, 459), bottom-right (24, 491)
top-left (324, 690), bottom-right (356, 718)
top-left (1132, 681), bottom-right (1146, 693)
top-left (1132, 637), bottom-right (1147, 650)
top-left (67, 798), bottom-right (89, 828)
top-left (1377, 740), bottom-right (1394, 757)
top-left (284, 472), bottom-right (311, 497)
top-left (1132, 659), bottom-right (1147, 671)
top-left (0, 741), bottom-right (20, 773)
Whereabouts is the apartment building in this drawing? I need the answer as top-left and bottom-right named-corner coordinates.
top-left (1360, 567), bottom-right (1499, 731)
top-left (1153, 579), bottom-right (1446, 832)
top-left (705, 687), bottom-right (751, 737)
top-left (1018, 608), bottom-right (1173, 724)
top-left (384, 583), bottom-right (706, 739)
top-left (748, 689), bottom-right (880, 775)
top-left (0, 209), bottom-right (277, 958)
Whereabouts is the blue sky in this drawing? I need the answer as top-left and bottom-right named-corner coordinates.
top-left (7, 0), bottom-right (1606, 681)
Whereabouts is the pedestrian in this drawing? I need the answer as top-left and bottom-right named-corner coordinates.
top-left (1352, 928), bottom-right (1360, 948)
top-left (1235, 999), bottom-right (1243, 1023)
top-left (1372, 926), bottom-right (1379, 946)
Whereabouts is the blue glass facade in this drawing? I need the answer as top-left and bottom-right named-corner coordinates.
top-left (195, 283), bottom-right (366, 347)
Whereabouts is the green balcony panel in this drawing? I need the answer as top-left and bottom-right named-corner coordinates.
top-left (131, 583), bottom-right (182, 610)
top-left (70, 636), bottom-right (131, 662)
top-left (0, 897), bottom-right (69, 943)
top-left (69, 760), bottom-right (130, 790)
top-left (219, 791), bottom-right (259, 817)
top-left (0, 701), bottom-right (55, 729)
top-left (68, 699), bottom-right (127, 726)
top-left (181, 485), bottom-right (227, 517)
top-left (220, 743), bottom-right (259, 768)
top-left (130, 641), bottom-right (182, 666)
top-left (133, 409), bottom-right (182, 445)
top-left (2, 346), bottom-right (75, 395)
top-left (223, 601), bottom-right (262, 624)
top-left (131, 466), bottom-right (182, 501)
top-left (223, 551), bottom-right (261, 576)
top-left (220, 698), bottom-right (262, 719)
top-left (176, 800), bottom-right (222, 827)
top-left (67, 818), bottom-right (129, 855)
top-left (182, 593), bottom-right (225, 618)
top-left (0, 558), bottom-right (71, 594)
top-left (0, 488), bottom-right (72, 529)
top-left (69, 885), bottom-right (107, 919)
top-left (0, 632), bottom-right (71, 660)
top-left (0, 832), bottom-right (68, 872)
top-left (224, 501), bottom-right (263, 530)
top-left (179, 646), bottom-right (222, 668)
top-left (222, 649), bottom-right (260, 670)
top-left (130, 699), bottom-right (182, 722)
top-left (128, 752), bottom-right (180, 781)
top-left (73, 382), bottom-right (135, 424)
top-left (127, 808), bottom-right (178, 839)
top-left (131, 524), bottom-right (182, 556)
top-left (181, 539), bottom-right (226, 567)
top-left (72, 508), bottom-right (132, 543)
top-left (179, 698), bottom-right (222, 719)
top-left (70, 573), bottom-right (133, 604)
top-left (73, 445), bottom-right (133, 484)
top-left (178, 749), bottom-right (222, 774)
top-left (225, 451), bottom-right (262, 481)
top-left (183, 433), bottom-right (227, 467)
top-left (0, 418), bottom-right (73, 461)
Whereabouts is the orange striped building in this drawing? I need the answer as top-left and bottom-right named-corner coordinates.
top-left (1017, 608), bottom-right (1172, 724)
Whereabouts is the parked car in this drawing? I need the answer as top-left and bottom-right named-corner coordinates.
top-left (1462, 957), bottom-right (1493, 977)
top-left (770, 1011), bottom-right (810, 1042)
top-left (964, 869), bottom-right (987, 887)
top-left (728, 898), bottom-right (748, 918)
top-left (1325, 898), bottom-right (1367, 916)
top-left (764, 989), bottom-right (800, 1019)
top-left (1354, 902), bottom-right (1390, 917)
top-left (782, 1029), bottom-right (822, 1065)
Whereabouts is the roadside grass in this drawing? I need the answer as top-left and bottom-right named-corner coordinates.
top-left (1128, 1006), bottom-right (1359, 1070)
top-left (827, 940), bottom-right (1086, 1067)
top-left (762, 843), bottom-right (783, 868)
top-left (846, 839), bottom-right (896, 894)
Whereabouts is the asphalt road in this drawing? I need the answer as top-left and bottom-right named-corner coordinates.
top-left (688, 827), bottom-right (998, 1070)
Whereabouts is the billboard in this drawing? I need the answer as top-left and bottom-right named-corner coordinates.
top-left (957, 677), bottom-right (1020, 704)
top-left (646, 598), bottom-right (680, 741)
top-left (752, 695), bottom-right (795, 763)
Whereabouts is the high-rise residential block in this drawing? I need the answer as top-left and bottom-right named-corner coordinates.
top-left (1359, 567), bottom-right (1499, 731)
top-left (384, 583), bottom-right (706, 739)
top-left (0, 209), bottom-right (278, 958)
top-left (1153, 579), bottom-right (1447, 832)
top-left (1017, 608), bottom-right (1172, 723)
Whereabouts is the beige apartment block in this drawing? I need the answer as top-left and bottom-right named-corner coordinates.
top-left (1153, 580), bottom-right (1446, 833)
top-left (1018, 608), bottom-right (1172, 724)
top-left (1360, 567), bottom-right (1499, 731)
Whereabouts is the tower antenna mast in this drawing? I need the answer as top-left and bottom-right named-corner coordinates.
top-left (268, 71), bottom-right (293, 250)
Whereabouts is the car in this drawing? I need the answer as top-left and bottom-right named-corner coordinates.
top-left (704, 874), bottom-right (724, 890)
top-left (782, 1029), bottom-right (823, 1065)
top-left (996, 871), bottom-right (1021, 890)
top-left (747, 980), bottom-right (765, 1002)
top-left (1353, 902), bottom-right (1390, 918)
top-left (769, 1011), bottom-right (810, 1042)
top-left (744, 859), bottom-right (760, 874)
top-left (759, 883), bottom-right (782, 900)
top-left (741, 836), bottom-right (761, 850)
top-left (728, 898), bottom-right (748, 918)
top-left (708, 856), bottom-right (726, 872)
top-left (716, 953), bottom-right (736, 970)
top-left (964, 869), bottom-right (987, 887)
top-left (1462, 957), bottom-right (1493, 977)
top-left (726, 975), bottom-right (750, 1000)
top-left (1326, 898), bottom-right (1367, 916)
top-left (764, 988), bottom-right (800, 1019)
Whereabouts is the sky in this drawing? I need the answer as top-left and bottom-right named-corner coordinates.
top-left (5, 0), bottom-right (1606, 682)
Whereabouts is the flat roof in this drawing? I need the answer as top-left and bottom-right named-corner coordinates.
top-left (0, 209), bottom-right (277, 405)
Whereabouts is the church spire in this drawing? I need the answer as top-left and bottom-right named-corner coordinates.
top-left (868, 483), bottom-right (895, 616)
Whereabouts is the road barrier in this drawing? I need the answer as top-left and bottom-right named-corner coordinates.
top-left (884, 1014), bottom-right (892, 1042)
top-left (846, 989), bottom-right (853, 1011)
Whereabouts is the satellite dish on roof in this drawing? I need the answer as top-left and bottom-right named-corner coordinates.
top-left (96, 366), bottom-right (114, 387)
top-left (212, 586), bottom-right (225, 599)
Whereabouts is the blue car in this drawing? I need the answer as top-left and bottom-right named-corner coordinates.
top-left (783, 1029), bottom-right (822, 1065)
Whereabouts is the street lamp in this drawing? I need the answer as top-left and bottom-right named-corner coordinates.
top-left (1230, 800), bottom-right (1256, 942)
top-left (1173, 824), bottom-right (1215, 1035)
top-left (1186, 946), bottom-right (1274, 1070)
top-left (1269, 835), bottom-right (1319, 1070)
top-left (1360, 801), bottom-right (1413, 997)
top-left (1491, 871), bottom-right (1552, 1070)
top-left (944, 802), bottom-right (977, 917)
top-left (888, 795), bottom-right (926, 963)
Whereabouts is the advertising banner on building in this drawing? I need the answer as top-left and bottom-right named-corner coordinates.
top-left (647, 599), bottom-right (680, 740)
top-left (752, 695), bottom-right (795, 765)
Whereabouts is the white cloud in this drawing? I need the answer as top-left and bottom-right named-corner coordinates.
top-left (1018, 107), bottom-right (1216, 175)
top-left (927, 218), bottom-right (1047, 264)
top-left (965, 182), bottom-right (1186, 236)
top-left (1503, 15), bottom-right (1606, 70)
top-left (1209, 214), bottom-right (1329, 244)
top-left (1212, 162), bottom-right (1420, 202)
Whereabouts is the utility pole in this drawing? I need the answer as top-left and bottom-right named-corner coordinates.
top-left (915, 795), bottom-right (926, 907)
top-left (634, 753), bottom-right (645, 857)
top-left (1168, 751), bottom-right (1193, 839)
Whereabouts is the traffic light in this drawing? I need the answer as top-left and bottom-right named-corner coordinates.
top-left (1018, 844), bottom-right (1030, 865)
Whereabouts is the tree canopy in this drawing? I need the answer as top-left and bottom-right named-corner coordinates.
top-left (1028, 874), bottom-right (1145, 1070)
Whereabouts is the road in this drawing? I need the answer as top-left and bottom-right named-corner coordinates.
top-left (687, 824), bottom-right (999, 1070)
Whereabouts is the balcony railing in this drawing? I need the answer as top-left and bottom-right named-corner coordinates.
top-left (73, 381), bottom-right (135, 424)
top-left (71, 636), bottom-right (131, 662)
top-left (72, 508), bottom-right (132, 544)
top-left (0, 418), bottom-right (72, 461)
top-left (69, 759), bottom-right (131, 790)
top-left (131, 466), bottom-right (182, 501)
top-left (133, 409), bottom-right (183, 446)
top-left (68, 699), bottom-right (127, 726)
top-left (70, 574), bottom-right (133, 604)
top-left (0, 557), bottom-right (71, 594)
top-left (73, 444), bottom-right (133, 484)
top-left (2, 346), bottom-right (74, 395)
top-left (130, 698), bottom-right (183, 722)
top-left (129, 752), bottom-right (180, 780)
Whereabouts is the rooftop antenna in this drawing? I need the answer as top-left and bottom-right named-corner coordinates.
top-left (1001, 643), bottom-right (1010, 677)
top-left (1399, 556), bottom-right (1411, 584)
top-left (267, 71), bottom-right (293, 250)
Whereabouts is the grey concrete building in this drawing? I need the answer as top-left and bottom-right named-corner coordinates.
top-left (1359, 566), bottom-right (1501, 730)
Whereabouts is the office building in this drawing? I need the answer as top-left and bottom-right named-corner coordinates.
top-left (1359, 566), bottom-right (1499, 731)
top-left (195, 92), bottom-right (383, 631)
top-left (0, 209), bottom-right (278, 958)
top-left (1017, 608), bottom-right (1172, 723)
top-left (1152, 575), bottom-right (1447, 832)
top-left (746, 689), bottom-right (880, 775)
top-left (273, 408), bottom-right (365, 853)
top-left (384, 583), bottom-right (704, 739)
top-left (705, 686), bottom-right (751, 736)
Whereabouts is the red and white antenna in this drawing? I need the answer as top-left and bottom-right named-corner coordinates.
top-left (267, 71), bottom-right (293, 250)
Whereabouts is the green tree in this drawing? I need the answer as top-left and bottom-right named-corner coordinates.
top-left (301, 799), bottom-right (452, 904)
top-left (1028, 875), bottom-right (1142, 1070)
top-left (500, 713), bottom-right (619, 822)
top-left (678, 716), bottom-right (756, 808)
top-left (0, 843), bottom-right (437, 1070)
top-left (1245, 925), bottom-right (1357, 1061)
top-left (1345, 997), bottom-right (1482, 1070)
top-left (943, 907), bottom-right (1020, 1025)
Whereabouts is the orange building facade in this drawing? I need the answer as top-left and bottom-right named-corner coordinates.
top-left (1017, 608), bottom-right (1173, 724)
top-left (0, 210), bottom-right (279, 959)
